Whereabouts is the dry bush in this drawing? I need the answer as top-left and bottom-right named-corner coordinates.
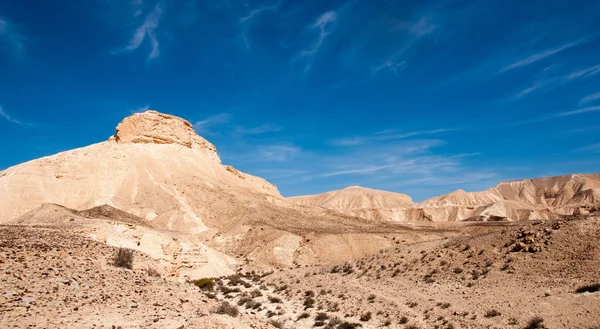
top-left (359, 312), bottom-right (372, 322)
top-left (297, 312), bottom-right (310, 320)
top-left (522, 316), bottom-right (546, 329)
top-left (215, 301), bottom-right (239, 317)
top-left (399, 316), bottom-right (408, 324)
top-left (484, 309), bottom-right (501, 318)
top-left (146, 267), bottom-right (160, 277)
top-left (113, 248), bottom-right (134, 269)
top-left (269, 320), bottom-right (284, 328)
top-left (575, 283), bottom-right (600, 293)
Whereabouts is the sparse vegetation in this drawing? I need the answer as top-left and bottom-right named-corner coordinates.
top-left (146, 267), bottom-right (160, 277)
top-left (359, 312), bottom-right (372, 322)
top-left (575, 283), bottom-right (600, 294)
top-left (193, 278), bottom-right (215, 290)
top-left (484, 309), bottom-right (501, 318)
top-left (269, 320), bottom-right (284, 328)
top-left (215, 301), bottom-right (239, 317)
top-left (399, 316), bottom-right (409, 324)
top-left (113, 248), bottom-right (134, 269)
top-left (522, 316), bottom-right (546, 329)
top-left (297, 312), bottom-right (310, 320)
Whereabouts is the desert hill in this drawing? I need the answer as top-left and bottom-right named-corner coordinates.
top-left (288, 185), bottom-right (413, 221)
top-left (0, 110), bottom-right (436, 270)
top-left (289, 174), bottom-right (600, 222)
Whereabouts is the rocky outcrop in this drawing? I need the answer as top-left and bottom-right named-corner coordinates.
top-left (112, 110), bottom-right (217, 153)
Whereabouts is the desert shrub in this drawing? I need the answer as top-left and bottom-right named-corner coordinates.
top-left (367, 294), bottom-right (376, 302)
top-left (297, 312), bottom-right (310, 320)
top-left (304, 297), bottom-right (316, 309)
top-left (146, 267), bottom-right (160, 277)
top-left (193, 278), bottom-right (215, 291)
top-left (399, 316), bottom-right (408, 324)
top-left (575, 283), bottom-right (600, 293)
top-left (305, 290), bottom-right (316, 297)
top-left (114, 248), bottom-right (134, 269)
top-left (206, 292), bottom-right (217, 299)
top-left (406, 301), bottom-right (418, 308)
top-left (453, 267), bottom-right (463, 274)
top-left (359, 312), bottom-right (372, 322)
top-left (266, 310), bottom-right (276, 318)
top-left (439, 302), bottom-right (451, 309)
top-left (336, 322), bottom-right (362, 329)
top-left (316, 312), bottom-right (329, 321)
top-left (268, 296), bottom-right (282, 303)
top-left (471, 270), bottom-right (481, 280)
top-left (269, 320), bottom-right (284, 328)
top-left (243, 281), bottom-right (253, 288)
top-left (250, 289), bottom-right (263, 297)
top-left (275, 284), bottom-right (289, 292)
top-left (405, 325), bottom-right (420, 329)
top-left (238, 297), bottom-right (252, 306)
top-left (331, 266), bottom-right (340, 273)
top-left (484, 309), bottom-right (501, 318)
top-left (522, 316), bottom-right (546, 329)
top-left (219, 286), bottom-right (241, 295)
top-left (215, 302), bottom-right (239, 317)
top-left (501, 264), bottom-right (510, 271)
top-left (227, 274), bottom-right (243, 286)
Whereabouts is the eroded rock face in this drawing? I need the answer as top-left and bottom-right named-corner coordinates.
top-left (112, 110), bottom-right (217, 152)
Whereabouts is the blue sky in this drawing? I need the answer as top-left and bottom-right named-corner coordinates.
top-left (1, 0), bottom-right (599, 201)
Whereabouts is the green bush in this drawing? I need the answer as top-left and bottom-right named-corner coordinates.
top-left (193, 278), bottom-right (215, 291)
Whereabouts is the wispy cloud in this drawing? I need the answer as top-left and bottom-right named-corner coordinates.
top-left (393, 17), bottom-right (438, 37)
top-left (259, 145), bottom-right (300, 161)
top-left (557, 105), bottom-right (600, 117)
top-left (579, 92), bottom-right (600, 105)
top-left (236, 123), bottom-right (281, 135)
top-left (240, 2), bottom-right (281, 23)
top-left (193, 113), bottom-right (232, 135)
top-left (516, 63), bottom-right (600, 98)
top-left (332, 128), bottom-right (457, 146)
top-left (132, 0), bottom-right (144, 17)
top-left (0, 16), bottom-right (25, 57)
top-left (0, 106), bottom-right (31, 126)
top-left (239, 2), bottom-right (282, 49)
top-left (299, 11), bottom-right (337, 58)
top-left (576, 143), bottom-right (600, 153)
top-left (130, 105), bottom-right (150, 114)
top-left (118, 4), bottom-right (162, 60)
top-left (500, 39), bottom-right (584, 73)
top-left (506, 105), bottom-right (600, 127)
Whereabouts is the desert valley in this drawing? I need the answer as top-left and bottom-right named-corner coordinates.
top-left (1, 110), bottom-right (599, 329)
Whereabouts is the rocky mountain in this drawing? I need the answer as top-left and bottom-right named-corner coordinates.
top-left (289, 174), bottom-right (600, 222)
top-left (0, 110), bottom-right (415, 272)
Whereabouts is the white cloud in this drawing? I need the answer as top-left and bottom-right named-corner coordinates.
top-left (299, 11), bottom-right (337, 58)
top-left (120, 4), bottom-right (162, 60)
top-left (236, 123), bottom-right (281, 135)
top-left (130, 105), bottom-right (151, 114)
top-left (579, 92), bottom-right (600, 105)
top-left (557, 106), bottom-right (600, 117)
top-left (576, 143), bottom-right (600, 153)
top-left (500, 39), bottom-right (584, 73)
top-left (240, 2), bottom-right (281, 23)
top-left (332, 128), bottom-right (456, 146)
top-left (259, 145), bottom-right (300, 161)
top-left (0, 106), bottom-right (31, 126)
top-left (516, 63), bottom-right (600, 98)
top-left (193, 113), bottom-right (232, 135)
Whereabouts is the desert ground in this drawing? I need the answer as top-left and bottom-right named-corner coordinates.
top-left (1, 111), bottom-right (599, 328)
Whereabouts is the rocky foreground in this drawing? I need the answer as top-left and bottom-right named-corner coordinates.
top-left (0, 226), bottom-right (270, 329)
